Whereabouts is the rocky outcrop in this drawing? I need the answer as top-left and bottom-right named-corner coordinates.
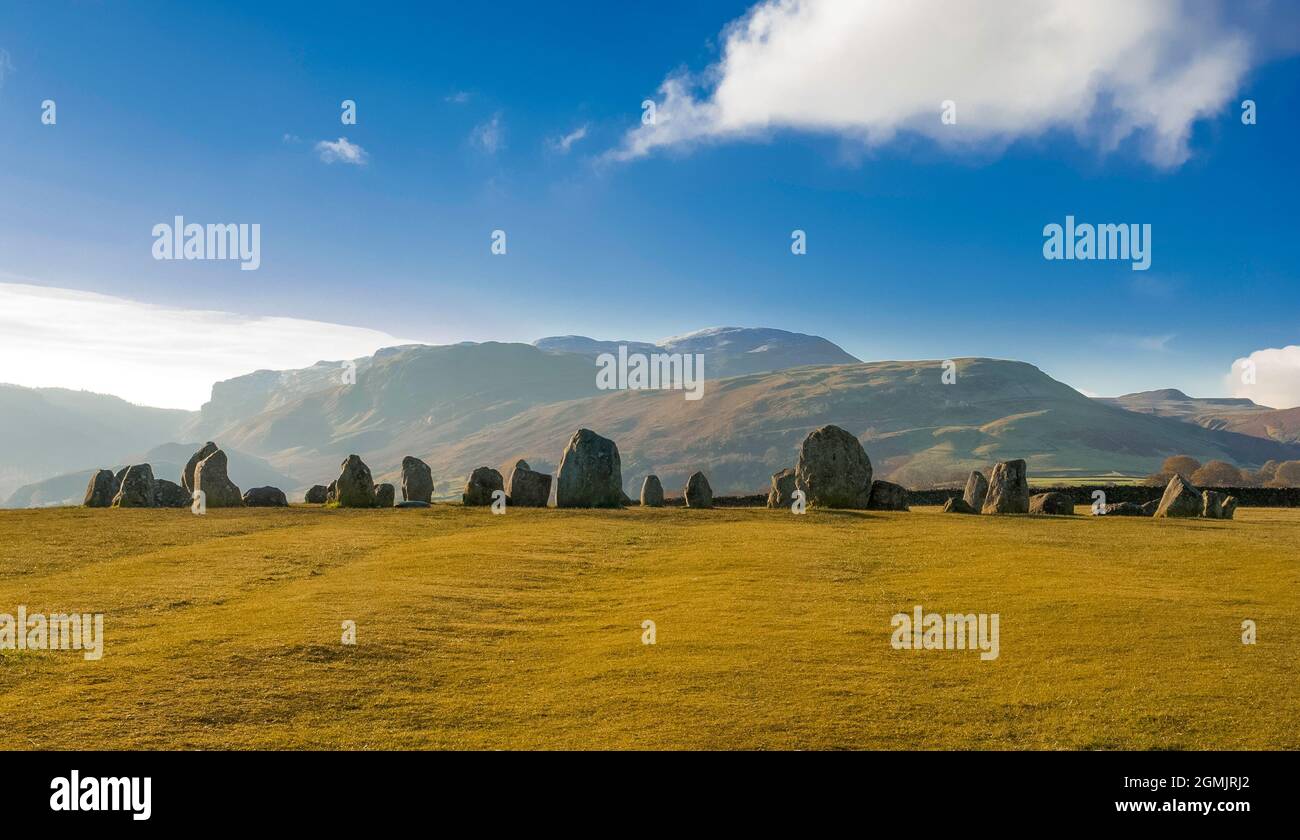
top-left (684, 471), bottom-right (713, 508)
top-left (304, 485), bottom-right (329, 504)
top-left (867, 480), bottom-right (909, 511)
top-left (962, 471), bottom-right (988, 512)
top-left (373, 483), bottom-right (396, 508)
top-left (555, 429), bottom-right (624, 508)
top-left (640, 475), bottom-right (664, 507)
top-left (401, 456), bottom-right (434, 504)
top-left (243, 486), bottom-right (288, 507)
top-left (463, 467), bottom-right (503, 506)
top-left (153, 478), bottom-right (191, 508)
top-left (942, 497), bottom-right (978, 514)
top-left (83, 469), bottom-right (116, 507)
top-left (507, 460), bottom-right (551, 507)
top-left (794, 425), bottom-right (872, 509)
top-left (767, 468), bottom-right (796, 509)
top-left (182, 442), bottom-right (219, 493)
top-left (981, 460), bottom-right (1029, 514)
top-left (1154, 474), bottom-right (1200, 518)
top-left (1029, 491), bottom-right (1075, 515)
top-left (194, 449), bottom-right (243, 507)
top-left (335, 455), bottom-right (377, 508)
top-left (112, 464), bottom-right (156, 508)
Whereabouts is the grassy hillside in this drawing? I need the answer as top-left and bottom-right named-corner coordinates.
top-left (0, 506), bottom-right (1294, 749)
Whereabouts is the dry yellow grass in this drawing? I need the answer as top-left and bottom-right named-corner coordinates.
top-left (0, 504), bottom-right (1295, 750)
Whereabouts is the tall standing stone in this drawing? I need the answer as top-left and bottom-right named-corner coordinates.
top-left (507, 460), bottom-right (551, 507)
top-left (463, 467), bottom-right (503, 506)
top-left (83, 469), bottom-right (116, 507)
top-left (194, 449), bottom-right (243, 507)
top-left (767, 468), bottom-right (796, 509)
top-left (962, 471), bottom-right (988, 512)
top-left (1154, 474), bottom-right (1200, 518)
top-left (981, 459), bottom-right (1029, 514)
top-left (640, 475), bottom-right (664, 507)
top-left (794, 424), bottom-right (873, 509)
top-left (335, 455), bottom-right (377, 508)
top-left (556, 429), bottom-right (624, 508)
top-left (684, 471), bottom-right (713, 508)
top-left (182, 442), bottom-right (219, 493)
top-left (401, 456), bottom-right (434, 503)
top-left (112, 464), bottom-right (156, 508)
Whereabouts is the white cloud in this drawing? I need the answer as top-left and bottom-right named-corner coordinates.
top-left (612, 0), bottom-right (1257, 167)
top-left (1226, 345), bottom-right (1300, 409)
top-left (550, 124), bottom-right (589, 153)
top-left (470, 113), bottom-right (504, 154)
top-left (0, 281), bottom-right (417, 410)
top-left (315, 136), bottom-right (369, 165)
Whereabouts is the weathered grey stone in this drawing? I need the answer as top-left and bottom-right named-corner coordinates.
top-left (112, 464), bottom-right (156, 508)
top-left (556, 428), bottom-right (623, 508)
top-left (767, 468), bottom-right (796, 509)
top-left (1140, 499), bottom-right (1161, 517)
top-left (684, 471), bottom-right (713, 508)
top-left (981, 459), bottom-right (1029, 514)
top-left (400, 456), bottom-right (434, 503)
top-left (962, 471), bottom-right (988, 512)
top-left (794, 424), bottom-right (872, 509)
top-left (1154, 474), bottom-right (1200, 518)
top-left (507, 462), bottom-right (551, 507)
top-left (1201, 490), bottom-right (1238, 520)
top-left (942, 497), bottom-right (978, 514)
top-left (243, 486), bottom-right (288, 507)
top-left (153, 478), bottom-right (191, 508)
top-left (112, 467), bottom-right (127, 496)
top-left (1103, 501), bottom-right (1148, 516)
top-left (867, 479), bottom-right (909, 511)
top-left (640, 475), bottom-right (664, 507)
top-left (304, 485), bottom-right (329, 504)
top-left (326, 480), bottom-right (337, 503)
top-left (463, 466), bottom-right (503, 506)
top-left (335, 454), bottom-right (376, 508)
top-left (83, 469), bottom-right (116, 507)
top-left (373, 483), bottom-right (396, 508)
top-left (194, 449), bottom-right (243, 507)
top-left (182, 442), bottom-right (219, 493)
top-left (1029, 491), bottom-right (1075, 515)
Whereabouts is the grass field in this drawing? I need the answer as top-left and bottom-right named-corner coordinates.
top-left (0, 504), bottom-right (1295, 750)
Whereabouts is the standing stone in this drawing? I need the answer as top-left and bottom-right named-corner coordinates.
top-left (1201, 490), bottom-right (1238, 520)
top-left (1219, 495), bottom-right (1239, 520)
top-left (555, 428), bottom-right (624, 508)
top-left (182, 442), bottom-right (219, 493)
top-left (962, 471), bottom-right (988, 512)
top-left (767, 468), bottom-right (796, 509)
top-left (507, 461), bottom-right (551, 507)
top-left (112, 464), bottom-right (156, 508)
top-left (153, 478), bottom-right (191, 508)
top-left (1029, 491), bottom-right (1075, 515)
top-left (794, 424), bottom-right (873, 509)
top-left (463, 467), bottom-right (503, 506)
top-left (684, 471), bottom-right (713, 508)
top-left (640, 475), bottom-right (664, 507)
top-left (194, 449), bottom-right (243, 507)
top-left (867, 480), bottom-right (909, 511)
top-left (243, 486), bottom-right (289, 507)
top-left (335, 455), bottom-right (376, 508)
top-left (305, 485), bottom-right (329, 504)
top-left (373, 483), bottom-right (396, 508)
top-left (83, 469), bottom-right (116, 507)
top-left (942, 497), bottom-right (978, 514)
top-left (1154, 474), bottom-right (1200, 518)
top-left (981, 459), bottom-right (1030, 514)
top-left (401, 456), bottom-right (434, 503)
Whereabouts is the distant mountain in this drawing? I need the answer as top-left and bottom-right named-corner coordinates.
top-left (0, 384), bottom-right (193, 500)
top-left (3, 442), bottom-right (297, 508)
top-left (1098, 388), bottom-right (1300, 444)
top-left (534, 326), bottom-right (861, 378)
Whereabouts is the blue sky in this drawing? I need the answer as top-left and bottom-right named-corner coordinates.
top-left (0, 0), bottom-right (1298, 408)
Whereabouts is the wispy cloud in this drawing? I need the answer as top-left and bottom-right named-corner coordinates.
top-left (0, 280), bottom-right (417, 410)
top-left (549, 123), bottom-right (589, 153)
top-left (315, 136), bottom-right (369, 165)
top-left (282, 133), bottom-right (302, 145)
top-left (445, 90), bottom-right (472, 104)
top-left (470, 113), bottom-right (504, 154)
top-left (0, 49), bottom-right (14, 89)
top-left (1099, 333), bottom-right (1176, 352)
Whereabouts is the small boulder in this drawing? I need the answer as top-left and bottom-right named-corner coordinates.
top-left (153, 478), bottom-right (191, 508)
top-left (767, 468), bottom-right (797, 509)
top-left (981, 459), bottom-right (1029, 514)
top-left (794, 424), bottom-right (873, 509)
top-left (194, 449), bottom-right (243, 507)
top-left (395, 500), bottom-right (431, 509)
top-left (83, 469), bottom-right (116, 507)
top-left (1154, 474), bottom-right (1200, 518)
top-left (555, 429), bottom-right (624, 508)
top-left (867, 480), bottom-right (909, 511)
top-left (401, 456), bottom-right (434, 504)
top-left (373, 483), bottom-right (396, 508)
top-left (243, 486), bottom-right (288, 507)
top-left (684, 471), bottom-right (713, 508)
top-left (640, 475), bottom-right (664, 507)
top-left (1103, 501), bottom-right (1148, 516)
top-left (1029, 491), bottom-right (1075, 515)
top-left (942, 497), bottom-right (978, 514)
top-left (1201, 490), bottom-right (1238, 520)
top-left (304, 485), bottom-right (329, 504)
top-left (335, 454), bottom-right (377, 508)
top-left (182, 442), bottom-right (219, 493)
top-left (463, 467), bottom-right (504, 506)
top-left (1140, 499), bottom-right (1161, 517)
top-left (112, 464), bottom-right (156, 508)
top-left (507, 462), bottom-right (552, 507)
top-left (962, 471), bottom-right (988, 512)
